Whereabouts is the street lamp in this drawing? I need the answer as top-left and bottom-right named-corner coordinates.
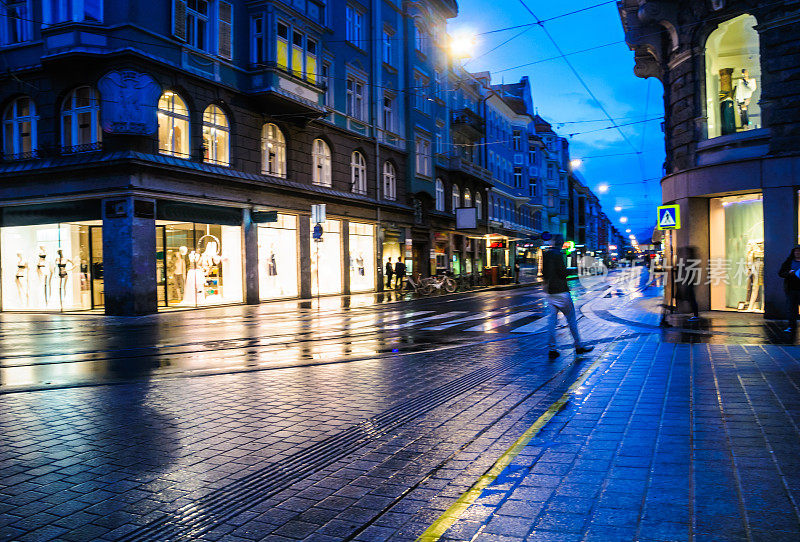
top-left (598, 184), bottom-right (609, 193)
top-left (625, 228), bottom-right (631, 233)
top-left (614, 206), bottom-right (622, 212)
top-left (569, 159), bottom-right (582, 169)
top-left (620, 216), bottom-right (628, 223)
top-left (449, 31), bottom-right (478, 59)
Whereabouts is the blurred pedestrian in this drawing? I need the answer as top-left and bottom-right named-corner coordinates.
top-left (385, 257), bottom-right (394, 288)
top-left (394, 257), bottom-right (406, 290)
top-left (514, 261), bottom-right (521, 284)
top-left (676, 246), bottom-right (700, 322)
top-left (778, 245), bottom-right (800, 333)
top-left (542, 234), bottom-right (594, 359)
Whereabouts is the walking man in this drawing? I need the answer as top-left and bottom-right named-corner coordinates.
top-left (778, 244), bottom-right (800, 333)
top-left (395, 257), bottom-right (407, 290)
top-left (385, 257), bottom-right (394, 289)
top-left (542, 234), bottom-right (594, 359)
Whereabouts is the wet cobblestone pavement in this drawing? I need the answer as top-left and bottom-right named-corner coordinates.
top-left (0, 269), bottom-right (799, 541)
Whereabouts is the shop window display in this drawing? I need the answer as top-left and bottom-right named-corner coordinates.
top-left (1, 222), bottom-right (103, 311)
top-left (258, 214), bottom-right (299, 300)
top-left (705, 14), bottom-right (761, 138)
top-left (349, 222), bottom-right (375, 293)
top-left (709, 193), bottom-right (763, 312)
top-left (156, 222), bottom-right (243, 307)
top-left (309, 218), bottom-right (341, 295)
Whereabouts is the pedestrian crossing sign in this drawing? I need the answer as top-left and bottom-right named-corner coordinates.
top-left (657, 205), bottom-right (680, 230)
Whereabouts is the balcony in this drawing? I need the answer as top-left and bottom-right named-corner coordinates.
top-left (248, 62), bottom-right (327, 120)
top-left (451, 108), bottom-right (485, 141)
top-left (448, 153), bottom-right (492, 183)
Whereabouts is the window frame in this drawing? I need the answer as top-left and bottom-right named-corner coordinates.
top-left (157, 91), bottom-right (191, 159)
top-left (202, 104), bottom-right (230, 166)
top-left (251, 15), bottom-right (265, 64)
top-left (350, 150), bottom-right (367, 195)
top-left (451, 185), bottom-right (460, 213)
top-left (61, 86), bottom-right (101, 152)
top-left (2, 96), bottom-right (38, 158)
top-left (383, 161), bottom-right (396, 201)
top-left (435, 178), bottom-right (445, 212)
top-left (415, 136), bottom-right (431, 178)
top-left (262, 123), bottom-right (286, 178)
top-left (1, 0), bottom-right (32, 45)
top-left (346, 76), bottom-right (366, 121)
top-left (475, 192), bottom-right (482, 219)
top-left (312, 138), bottom-right (332, 187)
top-left (345, 5), bottom-right (364, 46)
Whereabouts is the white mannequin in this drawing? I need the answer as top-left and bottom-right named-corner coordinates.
top-left (15, 252), bottom-right (28, 306)
top-left (36, 246), bottom-right (51, 306)
top-left (734, 69), bottom-right (757, 128)
top-left (55, 249), bottom-right (74, 307)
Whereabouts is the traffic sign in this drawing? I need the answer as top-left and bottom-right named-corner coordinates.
top-left (312, 223), bottom-right (323, 240)
top-left (657, 205), bottom-right (680, 230)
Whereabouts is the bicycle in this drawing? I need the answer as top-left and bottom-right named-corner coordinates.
top-left (403, 275), bottom-right (433, 295)
top-left (423, 274), bottom-right (456, 294)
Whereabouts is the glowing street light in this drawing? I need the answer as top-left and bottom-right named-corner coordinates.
top-left (614, 206), bottom-right (622, 212)
top-left (449, 31), bottom-right (478, 59)
top-left (598, 184), bottom-right (609, 193)
top-left (629, 234), bottom-right (636, 239)
top-left (625, 229), bottom-right (631, 233)
top-left (620, 216), bottom-right (628, 223)
top-left (569, 159), bottom-right (582, 169)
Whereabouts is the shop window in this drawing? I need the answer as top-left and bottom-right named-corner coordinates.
top-left (475, 192), bottom-right (482, 219)
top-left (349, 222), bottom-right (375, 293)
top-left (435, 178), bottom-right (445, 211)
top-left (2, 96), bottom-right (37, 158)
top-left (351, 151), bottom-right (367, 194)
top-left (451, 185), bottom-right (460, 213)
top-left (1, 221), bottom-right (103, 311)
top-left (709, 193), bottom-right (763, 312)
top-left (705, 14), bottom-right (761, 138)
top-left (310, 218), bottom-right (342, 295)
top-left (383, 161), bottom-right (396, 201)
top-left (156, 221), bottom-right (243, 307)
top-left (1, 0), bottom-right (32, 44)
top-left (61, 86), bottom-right (101, 152)
top-left (202, 105), bottom-right (229, 166)
top-left (158, 91), bottom-right (190, 158)
top-left (258, 214), bottom-right (298, 300)
top-left (312, 138), bottom-right (331, 186)
top-left (261, 123), bottom-right (286, 177)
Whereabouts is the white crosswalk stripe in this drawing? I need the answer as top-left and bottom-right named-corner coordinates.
top-left (421, 311), bottom-right (505, 331)
top-left (384, 311), bottom-right (468, 330)
top-left (464, 311), bottom-right (537, 332)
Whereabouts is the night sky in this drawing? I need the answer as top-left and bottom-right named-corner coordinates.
top-left (449, 0), bottom-right (666, 239)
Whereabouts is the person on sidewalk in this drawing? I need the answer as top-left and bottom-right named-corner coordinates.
top-left (542, 234), bottom-right (594, 359)
top-left (394, 257), bottom-right (407, 290)
top-left (677, 245), bottom-right (700, 323)
top-left (385, 257), bottom-right (394, 289)
top-left (514, 261), bottom-right (521, 284)
top-left (778, 245), bottom-right (800, 333)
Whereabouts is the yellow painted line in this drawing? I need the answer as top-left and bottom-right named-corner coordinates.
top-left (417, 355), bottom-right (605, 542)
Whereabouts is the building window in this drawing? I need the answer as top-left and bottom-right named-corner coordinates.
top-left (306, 38), bottom-right (317, 85)
top-left (276, 22), bottom-right (318, 84)
top-left (514, 167), bottom-right (523, 189)
top-left (261, 123), bottom-right (286, 177)
top-left (202, 105), bottom-right (229, 166)
top-left (251, 15), bottom-right (265, 64)
top-left (705, 14), bottom-right (761, 138)
top-left (513, 130), bottom-right (522, 151)
top-left (277, 22), bottom-right (289, 70)
top-left (435, 133), bottom-right (443, 155)
top-left (464, 188), bottom-right (472, 208)
top-left (61, 86), bottom-right (101, 152)
top-left (382, 30), bottom-right (393, 65)
top-left (414, 23), bottom-right (424, 52)
top-left (312, 139), bottom-right (331, 186)
top-left (383, 161), bottom-right (396, 201)
top-left (451, 185), bottom-right (460, 212)
top-left (347, 77), bottom-right (366, 121)
top-left (475, 192), bottom-right (482, 219)
top-left (346, 5), bottom-right (363, 45)
top-left (43, 0), bottom-right (102, 24)
top-left (351, 151), bottom-right (367, 194)
top-left (435, 178), bottom-right (445, 211)
top-left (547, 163), bottom-right (554, 179)
top-left (2, 96), bottom-right (37, 158)
top-left (157, 91), bottom-right (190, 158)
top-left (383, 95), bottom-right (394, 133)
top-left (1, 0), bottom-right (32, 44)
top-left (291, 31), bottom-right (304, 78)
top-left (415, 136), bottom-right (431, 177)
top-left (322, 63), bottom-right (332, 107)
top-left (185, 0), bottom-right (209, 51)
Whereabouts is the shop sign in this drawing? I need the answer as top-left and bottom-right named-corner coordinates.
top-left (252, 210), bottom-right (278, 223)
top-left (657, 205), bottom-right (680, 230)
top-left (489, 240), bottom-right (506, 249)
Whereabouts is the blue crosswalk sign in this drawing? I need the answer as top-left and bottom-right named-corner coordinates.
top-left (657, 205), bottom-right (680, 230)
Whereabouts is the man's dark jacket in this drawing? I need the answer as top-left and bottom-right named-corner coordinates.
top-left (778, 246), bottom-right (800, 292)
top-left (542, 248), bottom-right (569, 294)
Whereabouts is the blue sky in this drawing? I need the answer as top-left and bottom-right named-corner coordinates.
top-left (449, 0), bottom-right (665, 239)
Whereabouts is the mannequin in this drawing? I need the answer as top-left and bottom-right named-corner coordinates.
top-left (171, 247), bottom-right (187, 301)
top-left (199, 240), bottom-right (222, 299)
top-left (181, 249), bottom-right (204, 305)
top-left (15, 252), bottom-right (28, 306)
top-left (745, 239), bottom-right (764, 312)
top-left (718, 68), bottom-right (736, 136)
top-left (734, 68), bottom-right (757, 129)
top-left (55, 249), bottom-right (74, 307)
top-left (36, 246), bottom-right (51, 306)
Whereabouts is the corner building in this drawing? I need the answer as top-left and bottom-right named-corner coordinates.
top-left (619, 0), bottom-right (800, 318)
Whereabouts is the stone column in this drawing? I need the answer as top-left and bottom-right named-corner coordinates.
top-left (763, 187), bottom-right (797, 319)
top-left (242, 208), bottom-right (259, 305)
top-left (342, 220), bottom-right (351, 295)
top-left (102, 196), bottom-right (157, 315)
top-left (673, 197), bottom-right (710, 311)
top-left (299, 216), bottom-right (311, 299)
top-left (376, 226), bottom-right (384, 292)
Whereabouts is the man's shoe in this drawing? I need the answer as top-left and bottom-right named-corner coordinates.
top-left (686, 316), bottom-right (700, 323)
top-left (576, 346), bottom-right (594, 355)
top-left (548, 350), bottom-right (560, 359)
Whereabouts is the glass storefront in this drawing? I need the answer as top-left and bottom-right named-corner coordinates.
top-left (1, 221), bottom-right (103, 311)
top-left (310, 218), bottom-right (342, 296)
top-left (156, 222), bottom-right (243, 307)
top-left (349, 222), bottom-right (375, 293)
top-left (709, 193), bottom-right (763, 312)
top-left (258, 214), bottom-right (299, 300)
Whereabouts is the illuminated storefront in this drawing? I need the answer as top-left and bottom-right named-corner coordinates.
top-left (349, 222), bottom-right (375, 293)
top-left (709, 193), bottom-right (763, 312)
top-left (156, 222), bottom-right (243, 307)
top-left (1, 221), bottom-right (103, 311)
top-left (258, 214), bottom-right (299, 300)
top-left (310, 218), bottom-right (342, 295)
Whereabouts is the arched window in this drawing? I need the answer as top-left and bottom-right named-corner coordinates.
top-left (158, 91), bottom-right (189, 158)
top-left (475, 192), bottom-right (482, 219)
top-left (451, 185), bottom-right (460, 213)
top-left (705, 14), bottom-right (760, 138)
top-left (61, 86), bottom-right (101, 151)
top-left (202, 105), bottom-right (229, 166)
top-left (312, 139), bottom-right (331, 186)
top-left (463, 188), bottom-right (472, 208)
top-left (383, 161), bottom-right (396, 201)
top-left (435, 178), bottom-right (445, 211)
top-left (351, 151), bottom-right (367, 194)
top-left (261, 123), bottom-right (286, 177)
top-left (2, 97), bottom-right (37, 157)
